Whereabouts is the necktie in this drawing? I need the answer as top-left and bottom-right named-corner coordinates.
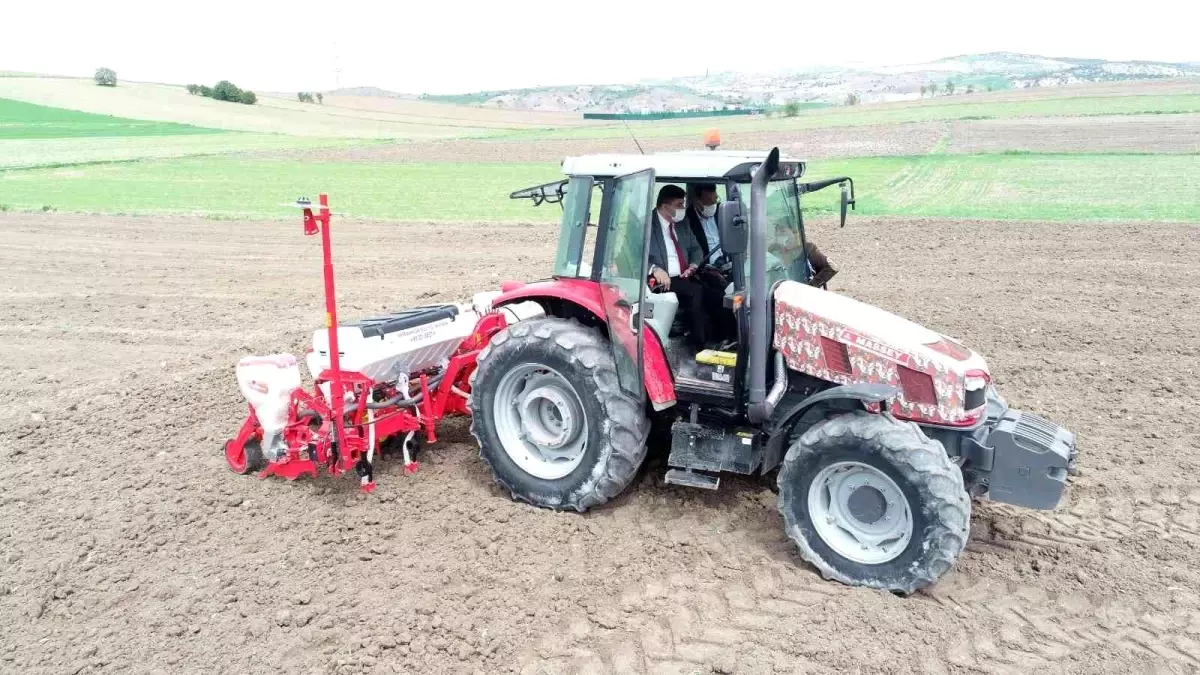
top-left (667, 222), bottom-right (685, 275)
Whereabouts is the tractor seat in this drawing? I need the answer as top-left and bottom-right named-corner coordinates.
top-left (356, 305), bottom-right (459, 338)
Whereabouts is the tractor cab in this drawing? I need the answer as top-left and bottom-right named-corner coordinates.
top-left (510, 149), bottom-right (856, 417)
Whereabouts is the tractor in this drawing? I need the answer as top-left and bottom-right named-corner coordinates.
top-left (467, 147), bottom-right (1078, 594)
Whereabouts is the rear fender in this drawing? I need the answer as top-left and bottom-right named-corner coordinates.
top-left (761, 383), bottom-right (899, 473)
top-left (492, 279), bottom-right (677, 410)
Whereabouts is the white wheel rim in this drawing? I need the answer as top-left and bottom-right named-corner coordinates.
top-left (492, 363), bottom-right (588, 480)
top-left (807, 461), bottom-right (913, 565)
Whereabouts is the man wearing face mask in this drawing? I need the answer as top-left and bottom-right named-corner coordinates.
top-left (685, 183), bottom-right (724, 268)
top-left (648, 184), bottom-right (711, 350)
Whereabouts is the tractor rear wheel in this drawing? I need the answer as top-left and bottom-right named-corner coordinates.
top-left (777, 411), bottom-right (970, 595)
top-left (469, 318), bottom-right (649, 512)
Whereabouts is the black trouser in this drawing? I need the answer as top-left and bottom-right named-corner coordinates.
top-left (695, 269), bottom-right (735, 343)
top-left (670, 276), bottom-right (709, 349)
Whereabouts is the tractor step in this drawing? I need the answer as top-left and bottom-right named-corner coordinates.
top-left (669, 420), bottom-right (760, 475)
top-left (664, 468), bottom-right (720, 490)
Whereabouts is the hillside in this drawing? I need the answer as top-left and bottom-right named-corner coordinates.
top-left (423, 52), bottom-right (1200, 112)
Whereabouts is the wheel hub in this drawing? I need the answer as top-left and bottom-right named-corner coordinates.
top-left (517, 377), bottom-right (583, 451)
top-left (847, 485), bottom-right (887, 525)
top-left (493, 364), bottom-right (589, 481)
top-left (808, 461), bottom-right (914, 565)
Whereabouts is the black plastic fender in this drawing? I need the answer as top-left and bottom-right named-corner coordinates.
top-left (760, 383), bottom-right (900, 474)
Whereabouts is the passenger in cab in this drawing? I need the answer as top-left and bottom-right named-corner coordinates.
top-left (770, 223), bottom-right (838, 287)
top-left (649, 185), bottom-right (722, 350)
top-left (685, 183), bottom-right (724, 268)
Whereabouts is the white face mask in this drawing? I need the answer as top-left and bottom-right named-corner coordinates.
top-left (672, 208), bottom-right (687, 222)
top-left (700, 204), bottom-right (718, 218)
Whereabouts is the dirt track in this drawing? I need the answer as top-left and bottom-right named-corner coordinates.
top-left (2, 212), bottom-right (1199, 674)
top-left (258, 111), bottom-right (1200, 165)
top-left (254, 122), bottom-right (946, 164)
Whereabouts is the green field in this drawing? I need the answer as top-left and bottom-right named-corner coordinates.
top-left (497, 94), bottom-right (1200, 141)
top-left (0, 157), bottom-right (564, 220)
top-left (4, 153), bottom-right (1196, 223)
top-left (0, 134), bottom-right (371, 170)
top-left (1, 79), bottom-right (1197, 225)
top-left (0, 97), bottom-right (220, 139)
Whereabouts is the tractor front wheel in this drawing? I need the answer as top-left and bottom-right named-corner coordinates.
top-left (777, 411), bottom-right (970, 595)
top-left (224, 438), bottom-right (266, 475)
top-left (469, 318), bottom-right (649, 512)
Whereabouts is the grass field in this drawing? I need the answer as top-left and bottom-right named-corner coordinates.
top-left (1, 75), bottom-right (1198, 224)
top-left (0, 97), bottom-right (218, 139)
top-left (0, 134), bottom-right (374, 170)
top-left (5, 153), bottom-right (1196, 223)
top-left (0, 158), bottom-right (563, 220)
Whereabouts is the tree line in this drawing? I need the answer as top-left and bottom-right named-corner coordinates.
top-left (187, 81), bottom-right (257, 105)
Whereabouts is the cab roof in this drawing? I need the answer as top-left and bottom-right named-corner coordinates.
top-left (559, 150), bottom-right (806, 182)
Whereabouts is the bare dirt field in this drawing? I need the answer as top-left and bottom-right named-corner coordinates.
top-left (257, 122), bottom-right (947, 164)
top-left (255, 110), bottom-right (1200, 164)
top-left (947, 113), bottom-right (1200, 154)
top-left (2, 212), bottom-right (1199, 675)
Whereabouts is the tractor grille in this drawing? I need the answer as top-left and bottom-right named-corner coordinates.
top-left (820, 337), bottom-right (853, 374)
top-left (1013, 411), bottom-right (1061, 449)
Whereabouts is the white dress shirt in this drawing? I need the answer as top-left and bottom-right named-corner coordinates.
top-left (656, 212), bottom-right (682, 277)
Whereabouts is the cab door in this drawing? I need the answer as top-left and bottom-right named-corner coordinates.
top-left (596, 168), bottom-right (655, 401)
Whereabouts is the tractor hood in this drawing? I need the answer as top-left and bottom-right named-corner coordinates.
top-left (774, 281), bottom-right (988, 375)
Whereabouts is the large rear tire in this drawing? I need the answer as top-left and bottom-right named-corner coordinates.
top-left (468, 318), bottom-right (649, 512)
top-left (777, 411), bottom-right (970, 595)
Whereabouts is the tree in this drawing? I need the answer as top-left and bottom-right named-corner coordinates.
top-left (186, 84), bottom-right (200, 95)
top-left (919, 85), bottom-right (927, 98)
top-left (844, 92), bottom-right (860, 106)
top-left (966, 84), bottom-right (975, 95)
top-left (945, 79), bottom-right (956, 96)
top-left (783, 100), bottom-right (800, 117)
top-left (212, 80), bottom-right (242, 102)
top-left (240, 90), bottom-right (257, 105)
top-left (316, 92), bottom-right (323, 104)
top-left (928, 82), bottom-right (939, 97)
top-left (94, 68), bottom-right (117, 87)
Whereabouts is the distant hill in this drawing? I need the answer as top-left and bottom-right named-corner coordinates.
top-left (324, 86), bottom-right (415, 99)
top-left (418, 52), bottom-right (1200, 113)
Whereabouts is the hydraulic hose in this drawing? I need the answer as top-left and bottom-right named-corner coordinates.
top-left (364, 374), bottom-right (445, 409)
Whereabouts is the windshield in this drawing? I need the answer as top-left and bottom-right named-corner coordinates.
top-left (743, 178), bottom-right (809, 287)
top-left (552, 176), bottom-right (600, 277)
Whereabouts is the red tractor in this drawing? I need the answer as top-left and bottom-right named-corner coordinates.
top-left (467, 148), bottom-right (1078, 594)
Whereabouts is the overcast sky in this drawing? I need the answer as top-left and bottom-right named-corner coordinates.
top-left (3, 0), bottom-right (1197, 94)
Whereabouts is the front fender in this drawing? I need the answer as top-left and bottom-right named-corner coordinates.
top-left (491, 280), bottom-right (677, 410)
top-left (761, 383), bottom-right (900, 473)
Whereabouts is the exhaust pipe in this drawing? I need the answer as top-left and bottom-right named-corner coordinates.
top-left (747, 148), bottom-right (780, 424)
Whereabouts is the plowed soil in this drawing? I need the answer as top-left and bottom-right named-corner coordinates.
top-left (947, 113), bottom-right (1200, 154)
top-left (2, 212), bottom-right (1199, 675)
top-left (254, 122), bottom-right (947, 164)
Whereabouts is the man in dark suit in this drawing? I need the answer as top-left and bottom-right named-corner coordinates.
top-left (684, 183), bottom-right (724, 269)
top-left (648, 185), bottom-right (713, 350)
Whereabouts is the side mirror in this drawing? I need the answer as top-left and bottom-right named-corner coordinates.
top-left (718, 201), bottom-right (747, 256)
top-left (839, 180), bottom-right (856, 228)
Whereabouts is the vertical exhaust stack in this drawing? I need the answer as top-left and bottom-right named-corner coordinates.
top-left (747, 148), bottom-right (780, 423)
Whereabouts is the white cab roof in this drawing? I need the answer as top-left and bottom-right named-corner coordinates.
top-left (560, 150), bottom-right (806, 181)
